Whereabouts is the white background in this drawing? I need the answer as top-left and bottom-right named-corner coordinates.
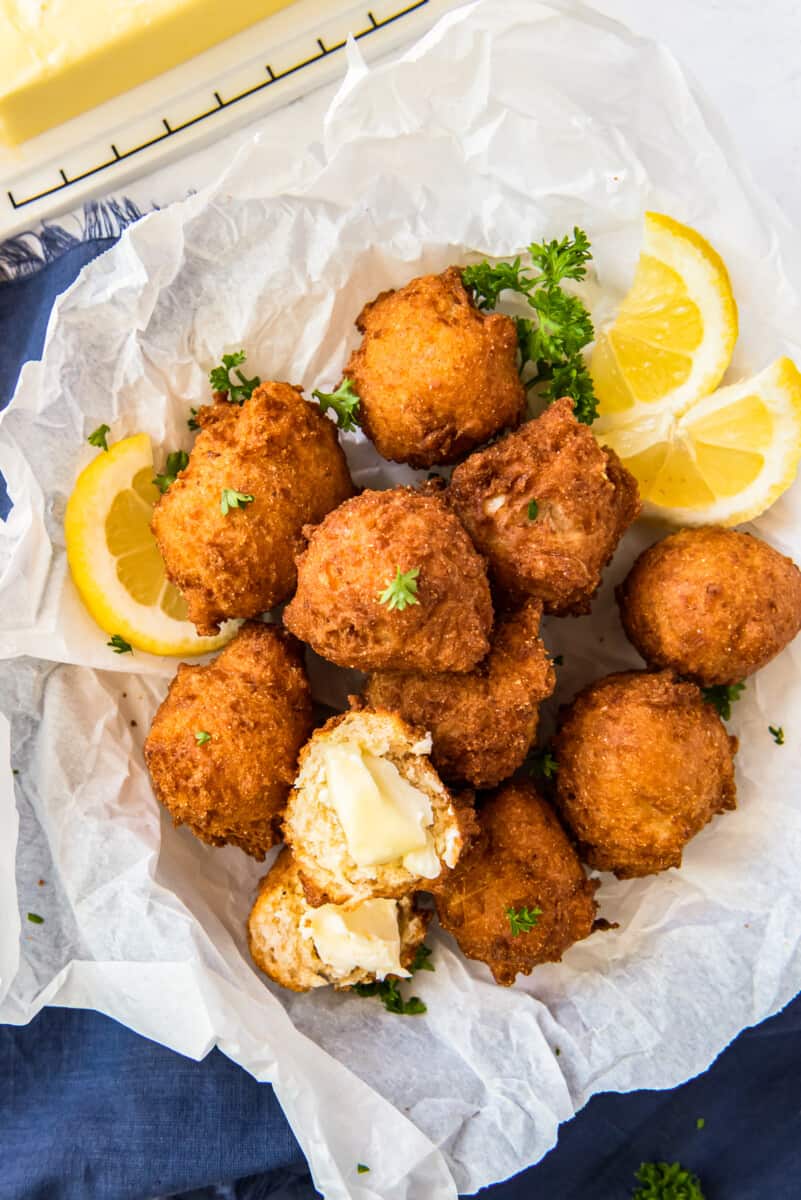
top-left (596, 0), bottom-right (801, 221)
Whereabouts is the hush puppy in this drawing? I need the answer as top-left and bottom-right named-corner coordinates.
top-left (433, 780), bottom-right (599, 986)
top-left (553, 671), bottom-right (738, 879)
top-left (283, 487), bottom-right (493, 672)
top-left (365, 600), bottom-right (555, 788)
top-left (151, 381), bottom-right (353, 635)
top-left (448, 396), bottom-right (640, 614)
top-left (144, 622), bottom-right (312, 858)
top-left (618, 526), bottom-right (801, 686)
top-left (345, 267), bottom-right (525, 468)
top-left (248, 849), bottom-right (429, 993)
top-left (283, 709), bottom-right (476, 907)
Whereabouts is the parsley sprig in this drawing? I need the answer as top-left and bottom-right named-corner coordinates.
top-left (632, 1161), bottom-right (706, 1199)
top-left (195, 731), bottom-right (211, 746)
top-left (153, 450), bottom-right (189, 494)
top-left (701, 681), bottom-right (745, 721)
top-left (220, 488), bottom-right (254, 516)
top-left (353, 942), bottom-right (433, 1015)
top-left (313, 379), bottom-right (361, 431)
top-left (378, 566), bottom-right (420, 612)
top-left (769, 724), bottom-right (785, 745)
top-left (107, 634), bottom-right (133, 655)
top-left (462, 228), bottom-right (598, 423)
top-left (209, 351), bottom-right (261, 405)
top-left (506, 906), bottom-right (542, 936)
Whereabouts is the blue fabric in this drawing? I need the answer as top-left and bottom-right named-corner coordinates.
top-left (2, 222), bottom-right (800, 1200)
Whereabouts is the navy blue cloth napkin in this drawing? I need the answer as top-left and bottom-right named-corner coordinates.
top-left (2, 220), bottom-right (800, 1200)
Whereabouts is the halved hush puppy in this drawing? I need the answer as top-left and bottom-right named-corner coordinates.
top-left (248, 849), bottom-right (430, 993)
top-left (283, 709), bottom-right (475, 907)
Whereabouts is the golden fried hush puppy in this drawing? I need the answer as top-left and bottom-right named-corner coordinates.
top-left (365, 600), bottom-right (555, 788)
top-left (144, 622), bottom-right (312, 859)
top-left (433, 781), bottom-right (598, 986)
top-left (283, 487), bottom-right (493, 672)
top-left (345, 267), bottom-right (524, 468)
top-left (618, 526), bottom-right (801, 686)
top-left (283, 709), bottom-right (476, 907)
top-left (448, 396), bottom-right (640, 614)
top-left (248, 849), bottom-right (429, 993)
top-left (151, 382), bottom-right (353, 635)
top-left (553, 671), bottom-right (737, 879)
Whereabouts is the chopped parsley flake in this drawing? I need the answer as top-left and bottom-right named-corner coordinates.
top-left (87, 424), bottom-right (110, 451)
top-left (378, 567), bottom-right (420, 612)
top-left (506, 905), bottom-right (542, 936)
top-left (220, 488), bottom-right (254, 516)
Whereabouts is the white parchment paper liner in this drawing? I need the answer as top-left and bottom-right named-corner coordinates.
top-left (2, 3), bottom-right (801, 1196)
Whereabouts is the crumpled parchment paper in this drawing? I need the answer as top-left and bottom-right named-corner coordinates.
top-left (2, 2), bottom-right (801, 1197)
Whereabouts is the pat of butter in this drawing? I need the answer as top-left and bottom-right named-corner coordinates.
top-left (0, 0), bottom-right (297, 146)
top-left (303, 899), bottom-right (408, 980)
top-left (323, 744), bottom-right (438, 874)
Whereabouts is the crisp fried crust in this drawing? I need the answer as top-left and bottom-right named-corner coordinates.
top-left (283, 708), bottom-right (476, 906)
top-left (618, 526), bottom-right (801, 686)
top-left (151, 381), bottom-right (353, 635)
top-left (283, 487), bottom-right (493, 672)
top-left (448, 397), bottom-right (640, 614)
top-left (433, 780), bottom-right (599, 986)
top-left (247, 848), bottom-right (430, 992)
top-left (345, 267), bottom-right (525, 468)
top-left (144, 622), bottom-right (312, 859)
top-left (365, 599), bottom-right (555, 788)
top-left (553, 670), bottom-right (738, 879)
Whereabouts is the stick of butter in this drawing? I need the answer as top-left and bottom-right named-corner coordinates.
top-left (0, 0), bottom-right (297, 146)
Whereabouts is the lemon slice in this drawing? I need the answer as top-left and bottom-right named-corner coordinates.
top-left (592, 212), bottom-right (738, 422)
top-left (600, 358), bottom-right (801, 525)
top-left (65, 433), bottom-right (236, 656)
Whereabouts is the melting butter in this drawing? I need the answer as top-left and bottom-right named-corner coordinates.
top-left (323, 744), bottom-right (438, 874)
top-left (303, 899), bottom-right (408, 979)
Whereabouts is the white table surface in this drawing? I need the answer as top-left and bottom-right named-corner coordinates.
top-left (595, 0), bottom-right (801, 222)
top-left (11, 0), bottom-right (801, 244)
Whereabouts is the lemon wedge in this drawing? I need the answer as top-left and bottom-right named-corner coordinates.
top-left (65, 433), bottom-right (236, 656)
top-left (591, 212), bottom-right (738, 421)
top-left (599, 358), bottom-right (801, 525)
